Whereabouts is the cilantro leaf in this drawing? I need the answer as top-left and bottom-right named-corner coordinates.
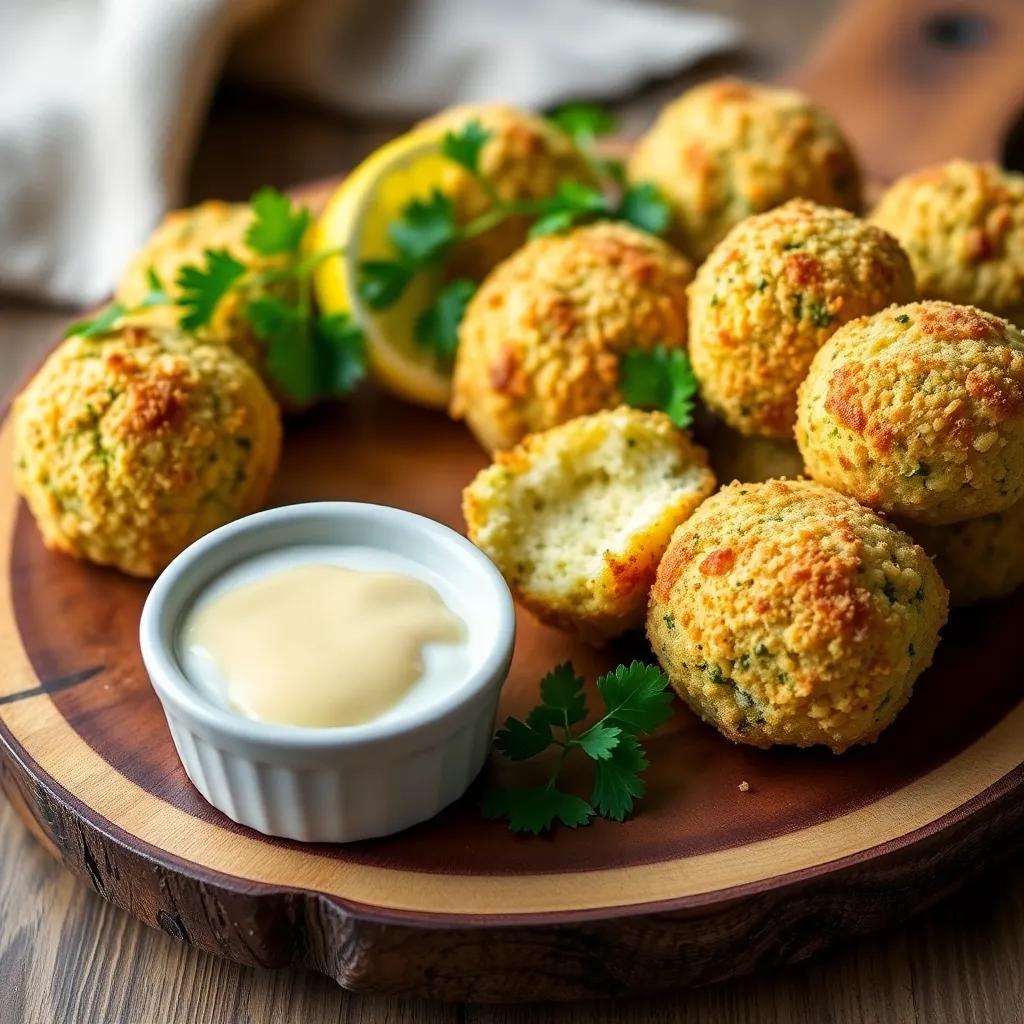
top-left (388, 190), bottom-right (457, 264)
top-left (481, 787), bottom-right (593, 834)
top-left (547, 102), bottom-right (617, 142)
top-left (595, 661), bottom-right (673, 734)
top-left (415, 278), bottom-right (475, 360)
top-left (245, 187), bottom-right (311, 256)
top-left (142, 266), bottom-right (170, 307)
top-left (357, 260), bottom-right (413, 310)
top-left (539, 662), bottom-right (587, 725)
top-left (617, 182), bottom-right (671, 236)
top-left (246, 295), bottom-right (318, 405)
top-left (618, 346), bottom-right (699, 429)
top-left (494, 715), bottom-right (553, 761)
top-left (316, 312), bottom-right (366, 396)
top-left (66, 303), bottom-right (126, 339)
top-left (442, 121), bottom-right (492, 175)
top-left (591, 733), bottom-right (649, 821)
top-left (529, 181), bottom-right (610, 238)
top-left (176, 249), bottom-right (246, 331)
top-left (575, 722), bottom-right (621, 761)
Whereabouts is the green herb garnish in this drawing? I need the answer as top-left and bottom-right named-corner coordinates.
top-left (482, 661), bottom-right (673, 834)
top-left (619, 346), bottom-right (699, 429)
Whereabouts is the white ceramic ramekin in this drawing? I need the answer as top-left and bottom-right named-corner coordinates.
top-left (140, 502), bottom-right (515, 843)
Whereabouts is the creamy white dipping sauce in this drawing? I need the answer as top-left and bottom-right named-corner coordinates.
top-left (177, 545), bottom-right (473, 728)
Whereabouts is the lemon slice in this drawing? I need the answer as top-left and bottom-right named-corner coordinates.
top-left (312, 132), bottom-right (455, 409)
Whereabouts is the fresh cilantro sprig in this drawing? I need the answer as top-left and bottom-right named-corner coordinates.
top-left (547, 101), bottom-right (624, 185)
top-left (619, 346), bottom-right (699, 429)
top-left (482, 661), bottom-right (673, 834)
top-left (68, 188), bottom-right (367, 406)
top-left (356, 118), bottom-right (671, 362)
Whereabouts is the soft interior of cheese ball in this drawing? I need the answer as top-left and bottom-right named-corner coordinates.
top-left (647, 479), bottom-right (948, 752)
top-left (13, 324), bottom-right (282, 578)
top-left (796, 301), bottom-right (1024, 524)
top-left (463, 406), bottom-right (715, 643)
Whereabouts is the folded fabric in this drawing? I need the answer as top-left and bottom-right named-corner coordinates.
top-left (0, 0), bottom-right (737, 306)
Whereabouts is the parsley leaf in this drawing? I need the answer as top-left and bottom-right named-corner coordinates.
top-left (482, 660), bottom-right (671, 833)
top-left (539, 662), bottom-right (587, 725)
top-left (388, 190), bottom-right (457, 264)
top-left (246, 295), bottom-right (318, 405)
top-left (619, 345), bottom-right (699, 429)
top-left (617, 182), bottom-right (671, 236)
top-left (142, 266), bottom-right (171, 306)
top-left (357, 260), bottom-right (414, 310)
top-left (176, 249), bottom-right (246, 331)
top-left (481, 787), bottom-right (593, 834)
top-left (66, 303), bottom-right (126, 339)
top-left (547, 102), bottom-right (617, 142)
top-left (529, 181), bottom-right (610, 238)
top-left (246, 187), bottom-right (312, 256)
top-left (441, 121), bottom-right (493, 175)
top-left (316, 312), bottom-right (367, 396)
top-left (415, 278), bottom-right (475, 360)
top-left (591, 734), bottom-right (649, 821)
top-left (596, 661), bottom-right (674, 734)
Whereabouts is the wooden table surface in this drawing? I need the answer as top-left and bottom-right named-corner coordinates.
top-left (2, 2), bottom-right (1023, 1020)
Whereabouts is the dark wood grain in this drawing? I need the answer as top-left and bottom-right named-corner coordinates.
top-left (5, 0), bottom-right (1024, 1019)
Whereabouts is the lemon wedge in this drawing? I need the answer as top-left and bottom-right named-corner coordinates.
top-left (312, 132), bottom-right (455, 409)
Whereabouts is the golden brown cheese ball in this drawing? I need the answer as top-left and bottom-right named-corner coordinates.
top-left (689, 200), bottom-right (915, 437)
top-left (419, 104), bottom-right (595, 277)
top-left (464, 407), bottom-right (715, 643)
top-left (117, 201), bottom-right (263, 367)
top-left (628, 79), bottom-right (862, 261)
top-left (901, 498), bottom-right (1024, 606)
top-left (647, 480), bottom-right (947, 751)
top-left (14, 325), bottom-right (281, 577)
top-left (872, 161), bottom-right (1024, 327)
top-left (451, 222), bottom-right (693, 451)
top-left (796, 302), bottom-right (1024, 524)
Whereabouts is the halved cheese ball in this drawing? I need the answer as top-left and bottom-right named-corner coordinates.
top-left (463, 406), bottom-right (715, 642)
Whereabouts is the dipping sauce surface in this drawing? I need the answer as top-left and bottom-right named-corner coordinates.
top-left (179, 550), bottom-right (468, 728)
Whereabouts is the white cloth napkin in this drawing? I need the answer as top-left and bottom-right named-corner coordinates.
top-left (0, 0), bottom-right (737, 306)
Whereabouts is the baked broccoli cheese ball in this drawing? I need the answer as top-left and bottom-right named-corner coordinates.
top-left (796, 302), bottom-right (1024, 524)
top-left (689, 200), bottom-right (915, 437)
top-left (419, 104), bottom-right (595, 278)
top-left (628, 79), bottom-right (862, 261)
top-left (872, 161), bottom-right (1024, 327)
top-left (14, 324), bottom-right (281, 577)
top-left (647, 480), bottom-right (947, 751)
top-left (117, 201), bottom-right (263, 367)
top-left (464, 406), bottom-right (715, 642)
top-left (451, 222), bottom-right (693, 451)
top-left (901, 498), bottom-right (1024, 606)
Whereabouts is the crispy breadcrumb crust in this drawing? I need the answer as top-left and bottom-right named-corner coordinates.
top-left (647, 479), bottom-right (947, 751)
top-left (463, 407), bottom-right (715, 642)
top-left (796, 302), bottom-right (1024, 524)
top-left (451, 222), bottom-right (694, 452)
top-left (628, 78), bottom-right (862, 261)
top-left (689, 200), bottom-right (915, 437)
top-left (872, 161), bottom-right (1024, 327)
top-left (14, 325), bottom-right (281, 577)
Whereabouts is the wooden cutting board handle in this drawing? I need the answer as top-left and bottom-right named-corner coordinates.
top-left (788, 0), bottom-right (1024, 184)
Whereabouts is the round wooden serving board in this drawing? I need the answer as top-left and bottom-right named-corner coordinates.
top-left (5, 0), bottom-right (1024, 1002)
